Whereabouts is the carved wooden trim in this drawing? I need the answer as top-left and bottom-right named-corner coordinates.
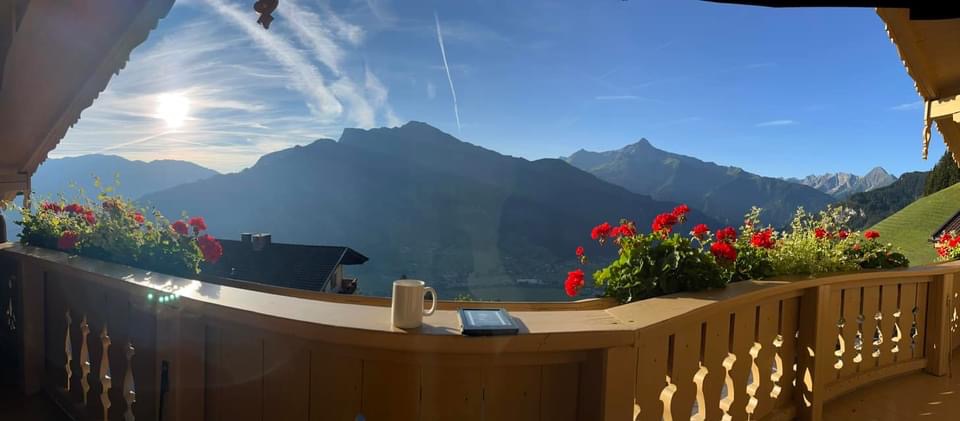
top-left (99, 325), bottom-right (112, 420)
top-left (65, 311), bottom-right (73, 391)
top-left (123, 341), bottom-right (136, 421)
top-left (4, 275), bottom-right (14, 332)
top-left (80, 315), bottom-right (91, 404)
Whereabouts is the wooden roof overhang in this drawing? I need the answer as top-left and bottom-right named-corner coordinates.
top-left (703, 2), bottom-right (960, 166)
top-left (0, 0), bottom-right (175, 202)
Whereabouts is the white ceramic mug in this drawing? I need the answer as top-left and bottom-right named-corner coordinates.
top-left (391, 279), bottom-right (437, 329)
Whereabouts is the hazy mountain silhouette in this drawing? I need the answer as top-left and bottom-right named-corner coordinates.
top-left (565, 139), bottom-right (835, 226)
top-left (142, 122), bottom-right (719, 298)
top-left (4, 154), bottom-right (217, 238)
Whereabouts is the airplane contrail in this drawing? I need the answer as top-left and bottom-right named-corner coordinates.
top-left (434, 12), bottom-right (461, 133)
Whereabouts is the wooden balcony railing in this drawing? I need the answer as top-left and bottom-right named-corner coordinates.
top-left (1, 242), bottom-right (958, 421)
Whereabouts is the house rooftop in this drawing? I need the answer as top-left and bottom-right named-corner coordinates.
top-left (201, 234), bottom-right (368, 292)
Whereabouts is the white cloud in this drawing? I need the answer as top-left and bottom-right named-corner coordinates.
top-left (890, 100), bottom-right (923, 111)
top-left (755, 119), bottom-right (797, 127)
top-left (52, 0), bottom-right (401, 172)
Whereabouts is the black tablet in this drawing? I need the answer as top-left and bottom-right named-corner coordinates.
top-left (458, 308), bottom-right (520, 336)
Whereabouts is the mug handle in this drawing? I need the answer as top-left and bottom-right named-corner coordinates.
top-left (423, 287), bottom-right (438, 316)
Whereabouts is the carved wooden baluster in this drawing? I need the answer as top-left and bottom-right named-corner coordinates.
top-left (909, 306), bottom-right (919, 356)
top-left (745, 343), bottom-right (762, 417)
top-left (952, 292), bottom-right (959, 334)
top-left (65, 311), bottom-right (73, 391)
top-left (890, 310), bottom-right (903, 356)
top-left (871, 312), bottom-right (884, 358)
top-left (123, 342), bottom-right (136, 421)
top-left (769, 334), bottom-right (784, 399)
top-left (5, 275), bottom-right (14, 332)
top-left (801, 347), bottom-right (814, 408)
top-left (718, 353), bottom-right (737, 421)
top-left (100, 326), bottom-right (113, 420)
top-left (658, 375), bottom-right (678, 421)
top-left (690, 364), bottom-right (708, 421)
top-left (834, 317), bottom-right (846, 370)
top-left (853, 314), bottom-right (864, 364)
top-left (80, 316), bottom-right (91, 404)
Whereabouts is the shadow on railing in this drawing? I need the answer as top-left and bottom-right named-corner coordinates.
top-left (2, 242), bottom-right (959, 421)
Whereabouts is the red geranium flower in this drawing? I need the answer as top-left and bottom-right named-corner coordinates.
top-left (837, 230), bottom-right (849, 240)
top-left (188, 216), bottom-right (207, 234)
top-left (716, 226), bottom-right (737, 242)
top-left (750, 229), bottom-right (776, 249)
top-left (171, 220), bottom-right (189, 236)
top-left (865, 230), bottom-right (880, 240)
top-left (672, 204), bottom-right (690, 218)
top-left (196, 234), bottom-right (223, 263)
top-left (938, 247), bottom-right (949, 257)
top-left (710, 241), bottom-right (738, 262)
top-left (83, 211), bottom-right (96, 225)
top-left (133, 212), bottom-right (145, 224)
top-left (591, 222), bottom-right (612, 241)
top-left (652, 213), bottom-right (679, 233)
top-left (58, 231), bottom-right (79, 251)
top-left (41, 202), bottom-right (63, 213)
top-left (814, 227), bottom-right (829, 239)
top-left (612, 222), bottom-right (636, 237)
top-left (564, 269), bottom-right (585, 297)
top-left (575, 246), bottom-right (585, 257)
top-left (691, 223), bottom-right (710, 239)
top-left (64, 203), bottom-right (86, 214)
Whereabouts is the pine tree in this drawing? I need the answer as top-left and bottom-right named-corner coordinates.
top-left (923, 151), bottom-right (960, 196)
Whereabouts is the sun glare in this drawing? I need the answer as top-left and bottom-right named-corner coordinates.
top-left (155, 92), bottom-right (190, 128)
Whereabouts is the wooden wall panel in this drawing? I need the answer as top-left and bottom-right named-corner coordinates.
top-left (540, 362), bottom-right (579, 421)
top-left (206, 326), bottom-right (264, 421)
top-left (483, 365), bottom-right (541, 421)
top-left (263, 339), bottom-right (310, 421)
top-left (309, 351), bottom-right (362, 421)
top-left (361, 360), bottom-right (420, 421)
top-left (420, 365), bottom-right (482, 421)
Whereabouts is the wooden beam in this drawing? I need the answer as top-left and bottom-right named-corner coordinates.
top-left (930, 94), bottom-right (960, 120)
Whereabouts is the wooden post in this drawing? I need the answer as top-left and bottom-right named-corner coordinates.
top-left (18, 259), bottom-right (44, 394)
top-left (795, 284), bottom-right (832, 421)
top-left (925, 273), bottom-right (954, 376)
top-left (600, 345), bottom-right (637, 421)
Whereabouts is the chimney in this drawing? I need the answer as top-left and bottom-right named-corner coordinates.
top-left (252, 233), bottom-right (272, 251)
top-left (241, 233), bottom-right (252, 244)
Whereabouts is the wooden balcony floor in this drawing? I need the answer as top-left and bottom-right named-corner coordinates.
top-left (825, 351), bottom-right (960, 420)
top-left (0, 386), bottom-right (70, 421)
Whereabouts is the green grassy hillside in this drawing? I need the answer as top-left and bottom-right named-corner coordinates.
top-left (871, 183), bottom-right (960, 265)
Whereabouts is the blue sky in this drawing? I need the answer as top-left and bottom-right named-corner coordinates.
top-left (52, 0), bottom-right (945, 178)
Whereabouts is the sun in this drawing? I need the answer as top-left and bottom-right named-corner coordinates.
top-left (155, 92), bottom-right (190, 128)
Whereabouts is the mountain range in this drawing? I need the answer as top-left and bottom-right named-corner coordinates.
top-left (141, 122), bottom-right (718, 298)
top-left (3, 154), bottom-right (218, 238)
top-left (787, 167), bottom-right (896, 198)
top-left (565, 139), bottom-right (835, 227)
